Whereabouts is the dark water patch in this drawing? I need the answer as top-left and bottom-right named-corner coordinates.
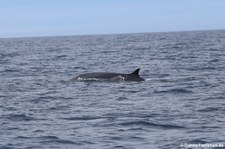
top-left (2, 68), bottom-right (21, 73)
top-left (119, 120), bottom-right (185, 129)
top-left (1, 106), bottom-right (17, 111)
top-left (110, 136), bottom-right (122, 141)
top-left (39, 135), bottom-right (58, 139)
top-left (24, 146), bottom-right (43, 149)
top-left (210, 59), bottom-right (220, 63)
top-left (3, 126), bottom-right (20, 131)
top-left (47, 105), bottom-right (70, 111)
top-left (103, 112), bottom-right (159, 119)
top-left (34, 96), bottom-right (57, 101)
top-left (39, 136), bottom-right (81, 145)
top-left (42, 139), bottom-right (80, 145)
top-left (198, 107), bottom-right (222, 112)
top-left (45, 96), bottom-right (73, 101)
top-left (117, 127), bottom-right (147, 132)
top-left (61, 116), bottom-right (104, 121)
top-left (188, 139), bottom-right (208, 144)
top-left (113, 145), bottom-right (127, 148)
top-left (118, 89), bottom-right (142, 93)
top-left (2, 114), bottom-right (38, 122)
top-left (185, 66), bottom-right (217, 72)
top-left (0, 144), bottom-right (15, 149)
top-left (0, 52), bottom-right (20, 58)
top-left (171, 46), bottom-right (180, 49)
top-left (37, 91), bottom-right (58, 96)
top-left (154, 88), bottom-right (193, 94)
top-left (116, 97), bottom-right (129, 101)
top-left (33, 129), bottom-right (45, 133)
top-left (30, 98), bottom-right (51, 104)
top-left (15, 136), bottom-right (30, 139)
top-left (197, 126), bottom-right (221, 130)
top-left (55, 54), bottom-right (67, 59)
top-left (129, 136), bottom-right (146, 141)
top-left (207, 48), bottom-right (219, 51)
top-left (109, 135), bottom-right (145, 143)
top-left (79, 141), bottom-right (95, 145)
top-left (180, 76), bottom-right (197, 82)
top-left (200, 66), bottom-right (217, 70)
top-left (204, 95), bottom-right (225, 100)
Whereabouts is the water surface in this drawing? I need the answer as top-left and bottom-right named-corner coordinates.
top-left (1, 30), bottom-right (225, 148)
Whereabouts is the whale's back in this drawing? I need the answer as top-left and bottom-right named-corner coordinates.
top-left (78, 72), bottom-right (123, 79)
top-left (73, 68), bottom-right (145, 81)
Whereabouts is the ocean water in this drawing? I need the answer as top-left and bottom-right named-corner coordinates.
top-left (1, 30), bottom-right (225, 149)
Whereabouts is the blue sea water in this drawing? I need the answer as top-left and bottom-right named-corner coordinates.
top-left (1, 30), bottom-right (225, 149)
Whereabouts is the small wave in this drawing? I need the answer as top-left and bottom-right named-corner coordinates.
top-left (119, 120), bottom-right (185, 129)
top-left (155, 88), bottom-right (193, 94)
top-left (203, 95), bottom-right (225, 100)
top-left (0, 52), bottom-right (20, 58)
top-left (188, 139), bottom-right (207, 144)
top-left (145, 78), bottom-right (152, 81)
top-left (110, 135), bottom-right (144, 142)
top-left (171, 46), bottom-right (180, 49)
top-left (3, 114), bottom-right (37, 122)
top-left (15, 136), bottom-right (30, 139)
top-left (33, 129), bottom-right (45, 133)
top-left (40, 135), bottom-right (58, 139)
top-left (113, 145), bottom-right (126, 148)
top-left (168, 88), bottom-right (193, 94)
top-left (1, 144), bottom-right (14, 149)
top-left (39, 135), bottom-right (81, 145)
top-left (3, 69), bottom-right (20, 73)
top-left (35, 95), bottom-right (57, 101)
top-left (200, 66), bottom-right (217, 70)
top-left (55, 54), bottom-right (67, 59)
top-left (198, 107), bottom-right (221, 112)
top-left (210, 59), bottom-right (219, 63)
top-left (61, 116), bottom-right (102, 121)
top-left (116, 97), bottom-right (129, 101)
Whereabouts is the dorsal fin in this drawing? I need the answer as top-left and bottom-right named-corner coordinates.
top-left (130, 68), bottom-right (140, 76)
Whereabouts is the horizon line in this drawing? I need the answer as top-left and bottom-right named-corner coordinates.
top-left (1, 28), bottom-right (225, 39)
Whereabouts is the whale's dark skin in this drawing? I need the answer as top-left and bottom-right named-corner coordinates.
top-left (73, 68), bottom-right (145, 81)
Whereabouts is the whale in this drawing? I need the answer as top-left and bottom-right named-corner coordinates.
top-left (72, 68), bottom-right (145, 81)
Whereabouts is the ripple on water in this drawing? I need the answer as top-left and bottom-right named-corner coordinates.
top-left (116, 96), bottom-right (129, 101)
top-left (198, 107), bottom-right (222, 112)
top-left (38, 136), bottom-right (81, 145)
top-left (154, 88), bottom-right (193, 94)
top-left (118, 120), bottom-right (186, 130)
top-left (60, 116), bottom-right (102, 121)
top-left (2, 114), bottom-right (38, 122)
